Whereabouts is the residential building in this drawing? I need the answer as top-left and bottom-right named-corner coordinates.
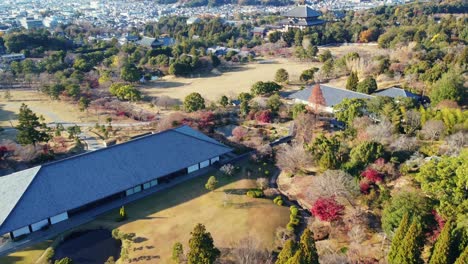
top-left (0, 126), bottom-right (232, 239)
top-left (288, 84), bottom-right (421, 113)
top-left (1, 53), bottom-right (25, 63)
top-left (19, 17), bottom-right (44, 30)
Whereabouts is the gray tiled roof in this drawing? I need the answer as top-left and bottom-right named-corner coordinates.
top-left (283, 5), bottom-right (322, 18)
top-left (137, 36), bottom-right (156, 47)
top-left (0, 126), bottom-right (231, 234)
top-left (288, 84), bottom-right (374, 107)
top-left (373, 87), bottom-right (421, 99)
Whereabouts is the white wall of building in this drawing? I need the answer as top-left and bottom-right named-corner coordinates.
top-left (188, 164), bottom-right (199, 173)
top-left (12, 226), bottom-right (30, 237)
top-left (210, 156), bottom-right (220, 164)
top-left (31, 219), bottom-right (49, 231)
top-left (50, 212), bottom-right (68, 224)
top-left (199, 160), bottom-right (210, 169)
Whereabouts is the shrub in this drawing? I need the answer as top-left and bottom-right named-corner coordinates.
top-left (287, 205), bottom-right (301, 232)
top-left (220, 164), bottom-right (235, 176)
top-left (274, 196), bottom-right (284, 206)
top-left (246, 189), bottom-right (264, 198)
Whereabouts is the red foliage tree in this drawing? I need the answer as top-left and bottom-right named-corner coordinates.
top-left (361, 168), bottom-right (383, 183)
top-left (308, 84), bottom-right (326, 113)
top-left (429, 210), bottom-right (446, 242)
top-left (232, 126), bottom-right (247, 141)
top-left (256, 110), bottom-right (271, 123)
top-left (359, 180), bottom-right (371, 194)
top-left (0, 146), bottom-right (9, 160)
top-left (310, 197), bottom-right (345, 222)
top-left (198, 111), bottom-right (215, 129)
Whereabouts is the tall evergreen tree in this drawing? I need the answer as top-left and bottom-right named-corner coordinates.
top-left (388, 213), bottom-right (410, 263)
top-left (187, 223), bottom-right (220, 264)
top-left (287, 248), bottom-right (307, 264)
top-left (286, 229), bottom-right (320, 264)
top-left (395, 219), bottom-right (424, 264)
top-left (276, 239), bottom-right (297, 264)
top-left (346, 71), bottom-right (359, 91)
top-left (298, 229), bottom-right (319, 264)
top-left (429, 220), bottom-right (454, 264)
top-left (15, 103), bottom-right (50, 146)
top-left (454, 245), bottom-right (468, 264)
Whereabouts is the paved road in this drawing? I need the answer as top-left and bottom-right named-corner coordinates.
top-left (79, 132), bottom-right (105, 151)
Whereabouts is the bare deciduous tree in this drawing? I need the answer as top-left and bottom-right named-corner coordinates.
top-left (294, 113), bottom-right (316, 144)
top-left (220, 163), bottom-right (235, 176)
top-left (390, 135), bottom-right (419, 152)
top-left (275, 144), bottom-right (312, 174)
top-left (320, 253), bottom-right (349, 264)
top-left (256, 178), bottom-right (269, 190)
top-left (366, 118), bottom-right (393, 145)
top-left (307, 170), bottom-right (359, 206)
top-left (403, 110), bottom-right (421, 135)
top-left (154, 95), bottom-right (180, 110)
top-left (440, 131), bottom-right (466, 156)
top-left (421, 120), bottom-right (445, 141)
top-left (231, 237), bottom-right (274, 264)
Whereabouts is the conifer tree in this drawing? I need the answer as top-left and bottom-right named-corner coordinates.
top-left (299, 229), bottom-right (319, 264)
top-left (395, 219), bottom-right (424, 264)
top-left (429, 220), bottom-right (453, 264)
top-left (287, 248), bottom-right (307, 264)
top-left (454, 245), bottom-right (468, 264)
top-left (187, 223), bottom-right (220, 264)
top-left (346, 71), bottom-right (359, 91)
top-left (276, 239), bottom-right (297, 264)
top-left (16, 103), bottom-right (50, 146)
top-left (388, 213), bottom-right (410, 263)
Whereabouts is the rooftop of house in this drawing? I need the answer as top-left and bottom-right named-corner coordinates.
top-left (289, 84), bottom-right (374, 107)
top-left (283, 5), bottom-right (322, 18)
top-left (0, 126), bottom-right (231, 234)
top-left (289, 85), bottom-right (421, 108)
top-left (373, 87), bottom-right (421, 99)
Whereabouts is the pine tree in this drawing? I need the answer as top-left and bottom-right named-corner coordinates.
top-left (454, 245), bottom-right (468, 264)
top-left (286, 248), bottom-right (307, 264)
top-left (276, 239), bottom-right (297, 264)
top-left (346, 71), bottom-right (359, 91)
top-left (388, 213), bottom-right (410, 263)
top-left (187, 223), bottom-right (220, 264)
top-left (298, 229), bottom-right (319, 264)
top-left (395, 219), bottom-right (424, 264)
top-left (15, 103), bottom-right (50, 146)
top-left (429, 221), bottom-right (453, 264)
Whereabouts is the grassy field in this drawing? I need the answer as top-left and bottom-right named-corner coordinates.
top-left (0, 161), bottom-right (289, 264)
top-left (88, 160), bottom-right (289, 263)
top-left (140, 58), bottom-right (315, 101)
top-left (0, 90), bottom-right (96, 127)
top-left (0, 241), bottom-right (52, 264)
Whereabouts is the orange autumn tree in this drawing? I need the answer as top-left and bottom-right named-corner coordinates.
top-left (308, 84), bottom-right (326, 113)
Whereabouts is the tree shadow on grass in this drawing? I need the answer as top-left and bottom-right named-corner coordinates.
top-left (0, 104), bottom-right (17, 123)
top-left (115, 163), bottom-right (261, 221)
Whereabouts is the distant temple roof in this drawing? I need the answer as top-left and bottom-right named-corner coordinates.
top-left (283, 5), bottom-right (322, 18)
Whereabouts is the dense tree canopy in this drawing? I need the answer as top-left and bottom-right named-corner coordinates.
top-left (184, 92), bottom-right (206, 112)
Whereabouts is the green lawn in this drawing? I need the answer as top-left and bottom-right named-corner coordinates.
top-left (89, 160), bottom-right (289, 263)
